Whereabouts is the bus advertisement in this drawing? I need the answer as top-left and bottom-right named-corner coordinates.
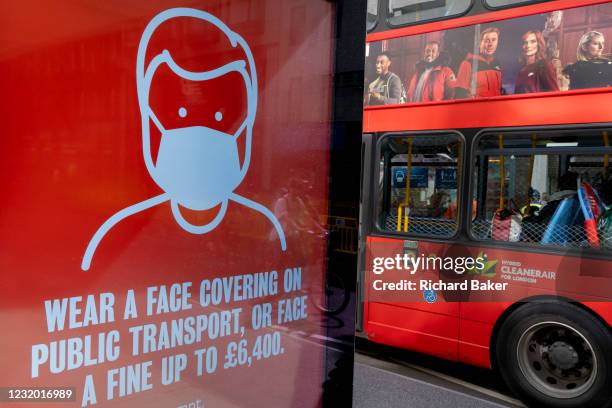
top-left (359, 1), bottom-right (612, 407)
top-left (0, 1), bottom-right (341, 407)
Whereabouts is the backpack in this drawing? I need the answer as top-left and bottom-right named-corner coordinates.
top-left (541, 197), bottom-right (584, 246)
top-left (578, 182), bottom-right (604, 247)
top-left (492, 207), bottom-right (522, 242)
top-left (598, 208), bottom-right (612, 249)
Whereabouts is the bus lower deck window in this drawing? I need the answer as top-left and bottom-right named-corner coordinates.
top-left (472, 131), bottom-right (612, 251)
top-left (378, 134), bottom-right (463, 237)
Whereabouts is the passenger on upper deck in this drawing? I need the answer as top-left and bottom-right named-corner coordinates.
top-left (454, 27), bottom-right (503, 99)
top-left (366, 52), bottom-right (403, 105)
top-left (515, 30), bottom-right (559, 94)
top-left (406, 41), bottom-right (456, 102)
top-left (563, 31), bottom-right (612, 90)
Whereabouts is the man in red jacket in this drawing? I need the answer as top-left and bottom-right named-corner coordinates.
top-left (406, 41), bottom-right (456, 102)
top-left (455, 27), bottom-right (504, 99)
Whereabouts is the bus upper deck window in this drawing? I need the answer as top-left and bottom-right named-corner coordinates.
top-left (377, 133), bottom-right (463, 238)
top-left (387, 0), bottom-right (471, 27)
top-left (367, 0), bottom-right (378, 31)
top-left (484, 0), bottom-right (550, 9)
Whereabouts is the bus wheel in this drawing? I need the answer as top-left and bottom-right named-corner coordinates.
top-left (495, 301), bottom-right (612, 408)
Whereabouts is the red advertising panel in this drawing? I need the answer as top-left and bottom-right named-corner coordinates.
top-left (364, 2), bottom-right (612, 106)
top-left (0, 1), bottom-right (334, 406)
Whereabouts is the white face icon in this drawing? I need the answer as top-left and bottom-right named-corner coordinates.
top-left (82, 8), bottom-right (287, 272)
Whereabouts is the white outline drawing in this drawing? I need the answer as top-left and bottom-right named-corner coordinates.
top-left (81, 8), bottom-right (287, 271)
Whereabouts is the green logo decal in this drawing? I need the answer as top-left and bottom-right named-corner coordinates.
top-left (467, 252), bottom-right (497, 277)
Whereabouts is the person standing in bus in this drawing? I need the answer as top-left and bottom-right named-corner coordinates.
top-left (563, 31), bottom-right (612, 90)
top-left (367, 52), bottom-right (404, 105)
top-left (515, 30), bottom-right (559, 94)
top-left (406, 41), bottom-right (456, 102)
top-left (454, 27), bottom-right (503, 99)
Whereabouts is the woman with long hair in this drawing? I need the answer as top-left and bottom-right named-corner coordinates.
top-left (563, 31), bottom-right (612, 90)
top-left (514, 30), bottom-right (559, 94)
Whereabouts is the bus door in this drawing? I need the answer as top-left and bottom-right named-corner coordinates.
top-left (364, 132), bottom-right (464, 361)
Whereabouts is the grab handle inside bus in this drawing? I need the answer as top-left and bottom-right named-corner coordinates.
top-left (498, 134), bottom-right (505, 210)
top-left (604, 131), bottom-right (609, 172)
top-left (524, 134), bottom-right (537, 211)
top-left (397, 138), bottom-right (413, 233)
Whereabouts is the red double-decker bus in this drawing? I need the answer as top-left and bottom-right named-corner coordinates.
top-left (358, 1), bottom-right (612, 407)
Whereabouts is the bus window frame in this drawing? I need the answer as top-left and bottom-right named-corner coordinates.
top-left (362, 85), bottom-right (612, 114)
top-left (385, 0), bottom-right (475, 30)
top-left (372, 130), bottom-right (466, 241)
top-left (467, 124), bottom-right (612, 261)
top-left (367, 0), bottom-right (380, 32)
top-left (482, 0), bottom-right (551, 11)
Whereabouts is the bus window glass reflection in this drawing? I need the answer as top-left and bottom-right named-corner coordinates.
top-left (485, 0), bottom-right (550, 9)
top-left (367, 0), bottom-right (378, 31)
top-left (387, 0), bottom-right (471, 26)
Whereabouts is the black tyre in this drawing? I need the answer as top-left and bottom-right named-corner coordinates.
top-left (495, 301), bottom-right (612, 408)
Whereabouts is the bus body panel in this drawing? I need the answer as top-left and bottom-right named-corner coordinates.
top-left (364, 90), bottom-right (612, 133)
top-left (458, 318), bottom-right (497, 368)
top-left (366, 302), bottom-right (459, 361)
top-left (582, 302), bottom-right (612, 327)
top-left (364, 234), bottom-right (612, 367)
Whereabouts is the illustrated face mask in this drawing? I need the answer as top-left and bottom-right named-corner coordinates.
top-left (150, 118), bottom-right (243, 211)
top-left (141, 53), bottom-right (254, 212)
